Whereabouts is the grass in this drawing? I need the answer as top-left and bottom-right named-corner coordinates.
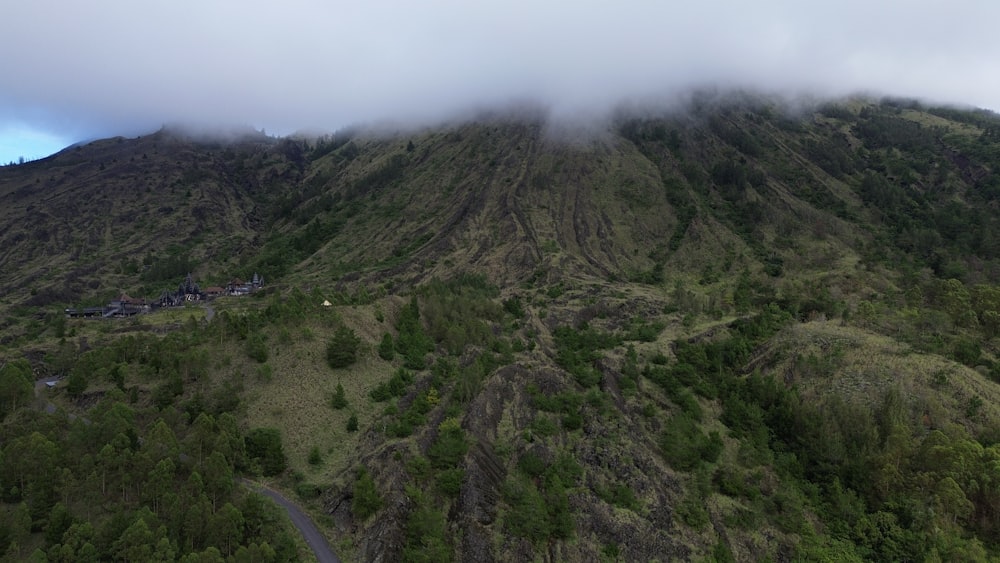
top-left (242, 306), bottom-right (399, 483)
top-left (764, 321), bottom-right (1000, 433)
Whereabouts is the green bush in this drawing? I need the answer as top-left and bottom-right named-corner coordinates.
top-left (529, 417), bottom-right (559, 438)
top-left (598, 482), bottom-right (641, 511)
top-left (503, 296), bottom-right (525, 319)
top-left (296, 482), bottom-right (321, 499)
top-left (676, 495), bottom-right (710, 529)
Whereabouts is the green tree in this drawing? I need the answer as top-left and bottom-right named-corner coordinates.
top-left (377, 333), bottom-right (395, 361)
top-left (395, 296), bottom-right (433, 369)
top-left (208, 503), bottom-right (244, 556)
top-left (352, 468), bottom-right (382, 520)
top-left (308, 446), bottom-right (322, 466)
top-left (143, 419), bottom-right (180, 464)
top-left (66, 371), bottom-right (88, 398)
top-left (245, 334), bottom-right (269, 363)
top-left (346, 414), bottom-right (359, 432)
top-left (428, 418), bottom-right (468, 469)
top-left (186, 412), bottom-right (216, 467)
top-left (330, 383), bottom-right (348, 409)
top-left (502, 475), bottom-right (550, 543)
top-left (233, 542), bottom-right (277, 563)
top-left (402, 489), bottom-right (452, 562)
top-left (7, 503), bottom-right (31, 559)
top-left (326, 326), bottom-right (361, 369)
top-left (203, 451), bottom-right (234, 511)
top-left (45, 502), bottom-right (74, 547)
top-left (112, 517), bottom-right (154, 563)
top-left (0, 360), bottom-right (33, 418)
top-left (245, 428), bottom-right (286, 477)
top-left (144, 459), bottom-right (175, 515)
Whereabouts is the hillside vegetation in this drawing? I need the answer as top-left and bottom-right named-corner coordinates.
top-left (4, 92), bottom-right (1000, 561)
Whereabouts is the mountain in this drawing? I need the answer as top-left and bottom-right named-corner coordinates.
top-left (3, 92), bottom-right (1000, 561)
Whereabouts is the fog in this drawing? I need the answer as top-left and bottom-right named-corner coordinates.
top-left (2, 0), bottom-right (998, 160)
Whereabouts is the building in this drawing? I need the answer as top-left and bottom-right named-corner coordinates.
top-left (227, 272), bottom-right (264, 296)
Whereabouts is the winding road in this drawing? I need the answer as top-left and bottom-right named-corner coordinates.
top-left (35, 378), bottom-right (340, 562)
top-left (240, 479), bottom-right (341, 563)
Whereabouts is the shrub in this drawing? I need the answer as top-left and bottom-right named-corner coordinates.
top-left (296, 482), bottom-right (321, 499)
top-left (529, 417), bottom-right (559, 438)
top-left (677, 495), bottom-right (710, 529)
top-left (598, 482), bottom-right (641, 511)
top-left (503, 296), bottom-right (525, 318)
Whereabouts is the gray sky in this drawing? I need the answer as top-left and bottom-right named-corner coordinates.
top-left (2, 0), bottom-right (999, 163)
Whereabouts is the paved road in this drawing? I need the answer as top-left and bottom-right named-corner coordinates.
top-left (240, 479), bottom-right (340, 563)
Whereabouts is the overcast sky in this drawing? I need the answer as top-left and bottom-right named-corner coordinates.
top-left (2, 0), bottom-right (998, 163)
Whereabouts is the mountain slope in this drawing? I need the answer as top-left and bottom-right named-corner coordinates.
top-left (4, 93), bottom-right (1000, 561)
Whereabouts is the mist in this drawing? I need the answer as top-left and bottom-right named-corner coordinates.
top-left (2, 0), bottom-right (999, 155)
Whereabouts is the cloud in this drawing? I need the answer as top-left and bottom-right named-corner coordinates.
top-left (2, 0), bottom-right (999, 155)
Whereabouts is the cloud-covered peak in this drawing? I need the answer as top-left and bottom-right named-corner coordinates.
top-left (2, 0), bottom-right (998, 161)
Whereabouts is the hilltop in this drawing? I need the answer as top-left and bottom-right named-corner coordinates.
top-left (3, 92), bottom-right (1000, 561)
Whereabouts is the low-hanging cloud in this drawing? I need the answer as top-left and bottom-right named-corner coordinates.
top-left (2, 0), bottom-right (999, 145)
